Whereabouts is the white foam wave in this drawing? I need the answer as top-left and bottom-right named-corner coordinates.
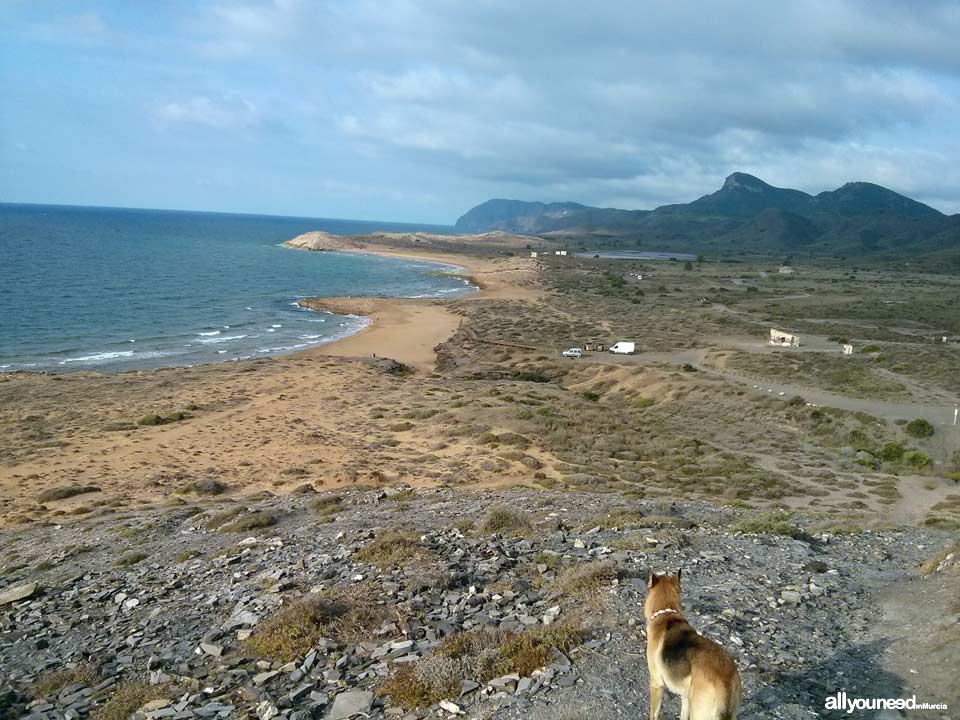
top-left (198, 334), bottom-right (248, 344)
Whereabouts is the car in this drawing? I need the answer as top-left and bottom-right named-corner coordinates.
top-left (562, 347), bottom-right (583, 358)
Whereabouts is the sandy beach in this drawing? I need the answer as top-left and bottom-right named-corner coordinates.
top-left (284, 232), bottom-right (540, 369)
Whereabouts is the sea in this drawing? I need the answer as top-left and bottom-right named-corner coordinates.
top-left (0, 203), bottom-right (472, 373)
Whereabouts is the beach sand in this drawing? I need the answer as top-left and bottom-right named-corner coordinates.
top-left (285, 235), bottom-right (541, 369)
top-left (0, 240), bottom-right (541, 524)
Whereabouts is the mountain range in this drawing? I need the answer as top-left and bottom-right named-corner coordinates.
top-left (454, 173), bottom-right (960, 264)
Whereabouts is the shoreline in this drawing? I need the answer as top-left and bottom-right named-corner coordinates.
top-left (0, 242), bottom-right (489, 377)
top-left (283, 236), bottom-right (520, 369)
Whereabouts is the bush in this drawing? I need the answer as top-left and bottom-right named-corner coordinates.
top-left (550, 561), bottom-right (618, 599)
top-left (177, 478), bottom-right (228, 496)
top-left (353, 530), bottom-right (432, 568)
top-left (731, 511), bottom-right (806, 539)
top-left (878, 443), bottom-right (905, 463)
top-left (905, 418), bottom-right (935, 439)
top-left (310, 495), bottom-right (343, 516)
top-left (113, 551), bottom-right (149, 568)
top-left (903, 450), bottom-right (932, 469)
top-left (37, 485), bottom-right (100, 503)
top-left (220, 510), bottom-right (279, 532)
top-left (513, 370), bottom-right (552, 383)
top-left (244, 587), bottom-right (387, 661)
top-left (480, 506), bottom-right (533, 535)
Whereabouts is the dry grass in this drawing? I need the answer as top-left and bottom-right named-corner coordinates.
top-left (92, 682), bottom-right (168, 720)
top-left (112, 551), bottom-right (149, 568)
top-left (176, 478), bottom-right (228, 496)
top-left (243, 586), bottom-right (389, 662)
top-left (919, 544), bottom-right (959, 575)
top-left (353, 529), bottom-right (433, 568)
top-left (550, 560), bottom-right (619, 600)
top-left (37, 485), bottom-right (100, 503)
top-left (479, 506), bottom-right (533, 535)
top-left (32, 664), bottom-right (99, 698)
top-left (379, 620), bottom-right (585, 709)
top-left (310, 495), bottom-right (344, 516)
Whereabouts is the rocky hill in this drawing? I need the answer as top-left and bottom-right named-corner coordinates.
top-left (454, 173), bottom-right (960, 264)
top-left (1, 487), bottom-right (956, 719)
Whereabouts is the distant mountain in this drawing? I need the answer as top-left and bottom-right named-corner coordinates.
top-left (454, 173), bottom-right (960, 263)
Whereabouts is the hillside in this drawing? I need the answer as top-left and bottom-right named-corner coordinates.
top-left (455, 173), bottom-right (960, 263)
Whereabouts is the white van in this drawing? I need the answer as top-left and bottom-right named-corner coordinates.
top-left (609, 341), bottom-right (636, 354)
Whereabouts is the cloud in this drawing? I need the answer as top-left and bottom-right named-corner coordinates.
top-left (5, 1), bottom-right (960, 218)
top-left (152, 96), bottom-right (260, 131)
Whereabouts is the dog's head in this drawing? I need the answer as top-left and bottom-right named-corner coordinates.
top-left (644, 569), bottom-right (683, 620)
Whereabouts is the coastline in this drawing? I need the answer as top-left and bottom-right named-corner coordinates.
top-left (284, 232), bottom-right (539, 369)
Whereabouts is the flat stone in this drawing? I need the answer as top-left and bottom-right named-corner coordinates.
top-left (0, 582), bottom-right (39, 605)
top-left (327, 690), bottom-right (373, 720)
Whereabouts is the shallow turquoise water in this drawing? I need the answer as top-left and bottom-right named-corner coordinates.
top-left (0, 203), bottom-right (469, 372)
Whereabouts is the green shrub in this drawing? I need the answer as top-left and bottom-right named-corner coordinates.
top-left (903, 450), bottom-right (932, 469)
top-left (731, 510), bottom-right (805, 539)
top-left (905, 418), bottom-right (935, 439)
top-left (878, 443), bottom-right (905, 463)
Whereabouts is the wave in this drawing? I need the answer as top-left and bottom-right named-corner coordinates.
top-left (57, 349), bottom-right (170, 365)
top-left (197, 334), bottom-right (248, 344)
top-left (198, 330), bottom-right (221, 337)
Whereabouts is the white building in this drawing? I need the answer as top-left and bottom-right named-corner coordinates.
top-left (778, 266), bottom-right (796, 274)
top-left (842, 344), bottom-right (854, 355)
top-left (770, 328), bottom-right (799, 347)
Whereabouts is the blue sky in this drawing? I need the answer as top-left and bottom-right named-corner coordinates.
top-left (2, 1), bottom-right (959, 223)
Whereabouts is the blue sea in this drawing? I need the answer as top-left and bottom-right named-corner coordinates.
top-left (0, 203), bottom-right (471, 373)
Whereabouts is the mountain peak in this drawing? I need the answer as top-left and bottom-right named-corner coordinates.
top-left (722, 172), bottom-right (768, 191)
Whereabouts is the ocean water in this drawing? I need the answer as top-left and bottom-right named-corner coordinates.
top-left (0, 203), bottom-right (471, 372)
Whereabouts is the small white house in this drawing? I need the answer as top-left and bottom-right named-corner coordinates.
top-left (530, 251), bottom-right (538, 258)
top-left (770, 328), bottom-right (799, 347)
top-left (842, 344), bottom-right (854, 355)
top-left (778, 266), bottom-right (796, 274)
top-left (559, 250), bottom-right (568, 256)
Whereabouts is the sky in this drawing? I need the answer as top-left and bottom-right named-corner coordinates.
top-left (2, 1), bottom-right (959, 223)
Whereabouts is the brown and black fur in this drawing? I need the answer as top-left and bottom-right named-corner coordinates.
top-left (645, 570), bottom-right (741, 720)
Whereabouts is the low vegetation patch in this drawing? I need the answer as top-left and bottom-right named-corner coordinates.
top-left (379, 621), bottom-right (585, 709)
top-left (480, 506), bottom-right (533, 535)
top-left (353, 529), bottom-right (433, 568)
top-left (177, 478), bottom-right (228, 496)
top-left (33, 664), bottom-right (99, 698)
top-left (136, 410), bottom-right (191, 427)
top-left (550, 560), bottom-right (618, 599)
top-left (243, 587), bottom-right (388, 662)
top-left (904, 418), bottom-right (935, 439)
top-left (36, 485), bottom-right (100, 503)
top-left (731, 510), bottom-right (806, 539)
top-left (219, 510), bottom-right (279, 533)
top-left (310, 494), bottom-right (344, 516)
top-left (112, 551), bottom-right (149, 568)
top-left (92, 682), bottom-right (168, 720)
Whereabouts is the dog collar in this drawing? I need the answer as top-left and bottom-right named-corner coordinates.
top-left (648, 608), bottom-right (681, 621)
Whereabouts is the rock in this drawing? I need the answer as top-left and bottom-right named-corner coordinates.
top-left (780, 590), bottom-right (802, 605)
top-left (439, 699), bottom-right (463, 715)
top-left (327, 690), bottom-right (373, 720)
top-left (0, 582), bottom-right (39, 605)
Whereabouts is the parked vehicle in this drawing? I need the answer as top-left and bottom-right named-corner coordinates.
top-left (562, 347), bottom-right (583, 358)
top-left (609, 341), bottom-right (636, 354)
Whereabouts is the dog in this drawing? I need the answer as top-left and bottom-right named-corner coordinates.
top-left (645, 570), bottom-right (741, 720)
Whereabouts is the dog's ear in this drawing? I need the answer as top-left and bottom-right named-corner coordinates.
top-left (676, 568), bottom-right (682, 586)
top-left (648, 570), bottom-right (660, 588)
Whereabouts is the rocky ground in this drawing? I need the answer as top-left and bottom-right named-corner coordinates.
top-left (1, 487), bottom-right (956, 720)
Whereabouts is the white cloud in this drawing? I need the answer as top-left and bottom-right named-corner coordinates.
top-left (152, 96), bottom-right (260, 131)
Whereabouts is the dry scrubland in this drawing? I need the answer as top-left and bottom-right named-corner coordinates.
top-left (1, 238), bottom-right (959, 719)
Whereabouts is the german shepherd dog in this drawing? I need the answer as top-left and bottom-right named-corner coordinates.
top-left (645, 570), bottom-right (741, 720)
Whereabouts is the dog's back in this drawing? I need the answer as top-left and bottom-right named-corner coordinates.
top-left (646, 572), bottom-right (741, 720)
